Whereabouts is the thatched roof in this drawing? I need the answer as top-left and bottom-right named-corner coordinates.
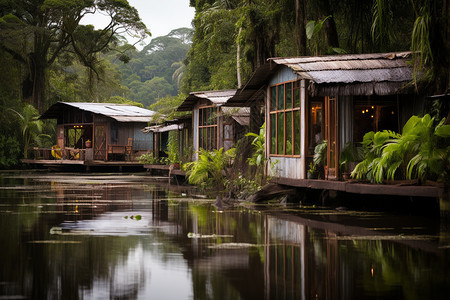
top-left (227, 51), bottom-right (415, 106)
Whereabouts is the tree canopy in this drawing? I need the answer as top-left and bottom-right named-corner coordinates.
top-left (0, 0), bottom-right (149, 112)
top-left (182, 0), bottom-right (448, 94)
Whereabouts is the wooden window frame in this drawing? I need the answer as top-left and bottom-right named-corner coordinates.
top-left (198, 105), bottom-right (218, 151)
top-left (269, 80), bottom-right (301, 157)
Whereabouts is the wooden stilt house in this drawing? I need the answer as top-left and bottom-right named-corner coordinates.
top-left (228, 52), bottom-right (426, 182)
top-left (177, 90), bottom-right (250, 160)
top-left (38, 102), bottom-right (155, 162)
top-left (142, 115), bottom-right (193, 162)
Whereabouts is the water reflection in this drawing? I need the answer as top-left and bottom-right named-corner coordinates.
top-left (0, 172), bottom-right (448, 299)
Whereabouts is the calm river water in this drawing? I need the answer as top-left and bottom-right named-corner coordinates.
top-left (0, 172), bottom-right (449, 299)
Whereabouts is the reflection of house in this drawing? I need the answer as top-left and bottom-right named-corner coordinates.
top-left (39, 102), bottom-right (155, 161)
top-left (177, 90), bottom-right (250, 159)
top-left (235, 52), bottom-right (424, 181)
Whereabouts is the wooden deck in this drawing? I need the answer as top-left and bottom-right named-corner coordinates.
top-left (21, 159), bottom-right (446, 199)
top-left (274, 177), bottom-right (447, 199)
top-left (21, 159), bottom-right (145, 171)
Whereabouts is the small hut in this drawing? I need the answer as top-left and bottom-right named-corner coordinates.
top-left (38, 102), bottom-right (155, 161)
top-left (142, 115), bottom-right (193, 162)
top-left (230, 51), bottom-right (425, 181)
top-left (177, 90), bottom-right (250, 160)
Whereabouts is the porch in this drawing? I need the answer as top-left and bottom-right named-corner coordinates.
top-left (21, 158), bottom-right (146, 172)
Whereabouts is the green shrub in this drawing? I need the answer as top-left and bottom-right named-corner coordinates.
top-left (0, 135), bottom-right (21, 169)
top-left (184, 147), bottom-right (236, 193)
top-left (351, 114), bottom-right (450, 184)
top-left (138, 152), bottom-right (159, 164)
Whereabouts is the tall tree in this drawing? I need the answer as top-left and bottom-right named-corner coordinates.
top-left (295, 0), bottom-right (307, 55)
top-left (0, 0), bottom-right (148, 112)
top-left (371, 0), bottom-right (449, 93)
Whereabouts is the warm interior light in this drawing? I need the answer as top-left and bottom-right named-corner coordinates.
top-left (371, 115), bottom-right (374, 118)
top-left (362, 110), bottom-right (365, 114)
top-left (366, 109), bottom-right (369, 112)
top-left (371, 106), bottom-right (374, 109)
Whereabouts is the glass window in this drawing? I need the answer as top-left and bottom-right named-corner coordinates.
top-left (286, 83), bottom-right (292, 109)
top-left (277, 85), bottom-right (284, 111)
top-left (271, 86), bottom-right (277, 111)
top-left (198, 106), bottom-right (218, 151)
top-left (223, 124), bottom-right (233, 151)
top-left (270, 114), bottom-right (276, 154)
top-left (294, 110), bottom-right (301, 155)
top-left (286, 112), bottom-right (292, 154)
top-left (269, 80), bottom-right (301, 156)
top-left (277, 112), bottom-right (284, 154)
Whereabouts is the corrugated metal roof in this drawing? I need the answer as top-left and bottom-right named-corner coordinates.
top-left (177, 90), bottom-right (237, 111)
top-left (40, 102), bottom-right (155, 122)
top-left (306, 67), bottom-right (412, 84)
top-left (142, 124), bottom-right (183, 134)
top-left (221, 107), bottom-right (250, 116)
top-left (231, 116), bottom-right (250, 126)
top-left (226, 51), bottom-right (415, 104)
top-left (271, 52), bottom-right (413, 85)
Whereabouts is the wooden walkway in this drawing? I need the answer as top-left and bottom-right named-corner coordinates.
top-left (274, 177), bottom-right (446, 199)
top-left (21, 159), bottom-right (145, 171)
top-left (22, 159), bottom-right (445, 199)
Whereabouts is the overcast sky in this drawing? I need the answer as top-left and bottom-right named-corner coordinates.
top-left (81, 0), bottom-right (195, 47)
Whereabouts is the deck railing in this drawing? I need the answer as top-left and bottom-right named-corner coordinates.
top-left (32, 147), bottom-right (146, 162)
top-left (33, 147), bottom-right (87, 161)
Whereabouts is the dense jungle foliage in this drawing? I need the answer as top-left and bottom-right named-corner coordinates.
top-left (0, 0), bottom-right (448, 169)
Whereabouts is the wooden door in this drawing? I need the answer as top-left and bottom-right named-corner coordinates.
top-left (325, 97), bottom-right (338, 179)
top-left (94, 124), bottom-right (107, 160)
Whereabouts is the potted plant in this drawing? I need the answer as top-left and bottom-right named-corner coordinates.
top-left (339, 142), bottom-right (363, 180)
top-left (307, 162), bottom-right (317, 179)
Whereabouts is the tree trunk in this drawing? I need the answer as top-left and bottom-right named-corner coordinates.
top-left (323, 16), bottom-right (339, 48)
top-left (25, 52), bottom-right (47, 114)
top-left (319, 0), bottom-right (339, 49)
top-left (295, 0), bottom-right (307, 56)
top-left (237, 27), bottom-right (242, 88)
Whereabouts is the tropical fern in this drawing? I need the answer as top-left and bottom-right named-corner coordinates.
top-left (406, 116), bottom-right (450, 182)
top-left (352, 114), bottom-right (450, 184)
top-left (246, 124), bottom-right (267, 185)
top-left (313, 139), bottom-right (328, 167)
top-left (185, 147), bottom-right (236, 192)
top-left (351, 130), bottom-right (400, 182)
top-left (9, 104), bottom-right (49, 159)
